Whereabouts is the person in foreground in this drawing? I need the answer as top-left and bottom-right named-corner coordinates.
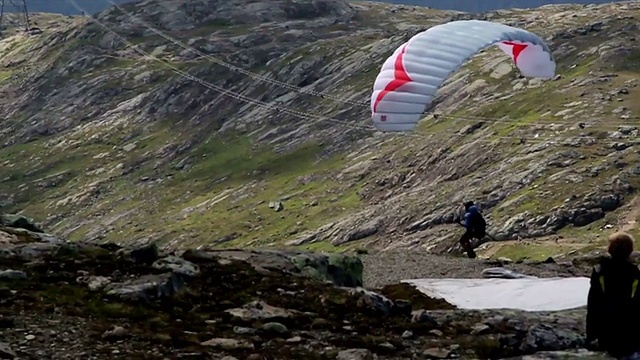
top-left (457, 201), bottom-right (486, 259)
top-left (586, 231), bottom-right (640, 359)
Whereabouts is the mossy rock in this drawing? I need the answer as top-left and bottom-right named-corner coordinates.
top-left (290, 253), bottom-right (363, 287)
top-left (0, 214), bottom-right (43, 233)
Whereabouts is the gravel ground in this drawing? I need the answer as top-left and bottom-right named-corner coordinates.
top-left (0, 311), bottom-right (169, 359)
top-left (360, 251), bottom-right (591, 289)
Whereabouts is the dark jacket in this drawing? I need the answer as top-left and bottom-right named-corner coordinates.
top-left (464, 205), bottom-right (486, 236)
top-left (464, 205), bottom-right (480, 230)
top-left (586, 257), bottom-right (640, 358)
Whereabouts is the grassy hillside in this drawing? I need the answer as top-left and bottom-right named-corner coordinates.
top-left (0, 0), bottom-right (638, 261)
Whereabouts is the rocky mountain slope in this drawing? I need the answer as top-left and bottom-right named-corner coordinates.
top-left (0, 0), bottom-right (129, 16)
top-left (382, 0), bottom-right (629, 12)
top-left (0, 0), bottom-right (638, 260)
top-left (4, 0), bottom-right (627, 16)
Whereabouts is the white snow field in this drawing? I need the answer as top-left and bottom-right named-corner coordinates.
top-left (404, 270), bottom-right (591, 312)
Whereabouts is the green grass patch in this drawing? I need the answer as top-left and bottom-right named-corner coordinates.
top-left (0, 69), bottom-right (13, 84)
top-left (37, 129), bottom-right (364, 249)
top-left (491, 243), bottom-right (578, 261)
top-left (37, 283), bottom-right (163, 322)
top-left (610, 49), bottom-right (640, 73)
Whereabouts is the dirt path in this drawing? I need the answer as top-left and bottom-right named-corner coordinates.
top-left (360, 250), bottom-right (588, 288)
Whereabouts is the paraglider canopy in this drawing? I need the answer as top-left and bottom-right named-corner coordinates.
top-left (370, 20), bottom-right (556, 132)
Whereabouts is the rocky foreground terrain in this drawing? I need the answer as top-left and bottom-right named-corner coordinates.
top-left (0, 217), bottom-right (616, 359)
top-left (0, 0), bottom-right (637, 261)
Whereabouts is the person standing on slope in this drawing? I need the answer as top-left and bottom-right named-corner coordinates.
top-left (457, 201), bottom-right (486, 259)
top-left (586, 232), bottom-right (640, 359)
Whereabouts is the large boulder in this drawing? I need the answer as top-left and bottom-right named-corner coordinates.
top-left (182, 248), bottom-right (363, 287)
top-left (291, 252), bottom-right (363, 287)
top-left (0, 214), bottom-right (43, 233)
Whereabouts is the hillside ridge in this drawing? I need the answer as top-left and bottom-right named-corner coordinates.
top-left (0, 0), bottom-right (638, 262)
top-left (0, 0), bottom-right (631, 16)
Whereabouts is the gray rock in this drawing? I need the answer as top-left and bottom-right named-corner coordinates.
top-left (76, 275), bottom-right (112, 291)
top-left (0, 342), bottom-right (15, 359)
top-left (471, 323), bottom-right (491, 335)
top-left (103, 273), bottom-right (185, 302)
top-left (411, 310), bottom-right (439, 327)
top-left (268, 201), bottom-right (284, 211)
top-left (504, 349), bottom-right (613, 359)
top-left (200, 337), bottom-right (254, 350)
top-left (423, 348), bottom-right (451, 359)
top-left (481, 267), bottom-right (536, 279)
top-left (0, 270), bottom-right (26, 280)
top-left (336, 348), bottom-right (374, 360)
top-left (184, 249), bottom-right (363, 287)
top-left (152, 255), bottom-right (200, 277)
top-left (15, 243), bottom-right (60, 260)
top-left (232, 326), bottom-right (256, 335)
top-left (520, 323), bottom-right (585, 353)
top-left (0, 214), bottom-right (43, 233)
top-left (225, 300), bottom-right (297, 322)
top-left (347, 287), bottom-right (394, 316)
top-left (333, 217), bottom-right (384, 245)
top-left (101, 325), bottom-right (128, 340)
top-left (261, 322), bottom-right (289, 335)
top-left (128, 243), bottom-right (160, 265)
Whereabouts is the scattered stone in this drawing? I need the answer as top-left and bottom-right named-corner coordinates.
top-left (200, 338), bottom-right (254, 350)
top-left (152, 255), bottom-right (200, 276)
top-left (481, 268), bottom-right (534, 279)
top-left (268, 201), bottom-right (284, 212)
top-left (336, 349), bottom-right (373, 360)
top-left (104, 273), bottom-right (185, 302)
top-left (102, 326), bottom-right (128, 340)
top-left (0, 343), bottom-right (15, 359)
top-left (0, 270), bottom-right (26, 280)
top-left (349, 287), bottom-right (395, 315)
top-left (260, 322), bottom-right (289, 335)
top-left (87, 276), bottom-right (112, 291)
top-left (129, 243), bottom-right (160, 265)
top-left (423, 347), bottom-right (451, 359)
top-left (0, 214), bottom-right (43, 233)
top-left (472, 324), bottom-right (491, 335)
top-left (225, 300), bottom-right (296, 322)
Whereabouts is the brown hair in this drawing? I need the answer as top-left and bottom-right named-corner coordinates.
top-left (608, 232), bottom-right (635, 260)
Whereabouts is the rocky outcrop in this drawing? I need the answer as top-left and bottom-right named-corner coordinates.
top-left (0, 214), bottom-right (43, 233)
top-left (0, 221), bottom-right (605, 359)
top-left (181, 248), bottom-right (364, 287)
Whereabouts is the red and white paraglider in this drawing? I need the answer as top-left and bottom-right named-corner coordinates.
top-left (370, 20), bottom-right (557, 132)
